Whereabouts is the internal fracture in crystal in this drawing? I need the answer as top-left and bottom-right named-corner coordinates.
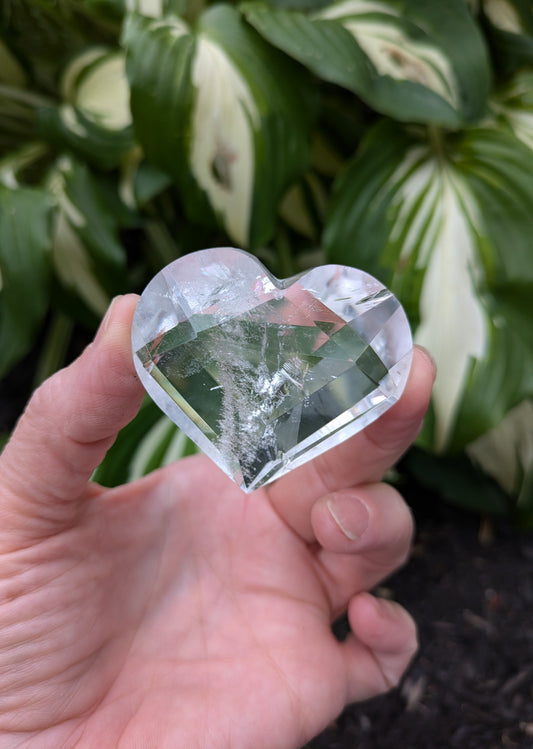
top-left (132, 248), bottom-right (413, 491)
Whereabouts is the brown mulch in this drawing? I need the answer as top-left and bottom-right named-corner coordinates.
top-left (311, 495), bottom-right (533, 749)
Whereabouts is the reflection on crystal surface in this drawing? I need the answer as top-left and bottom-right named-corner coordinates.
top-left (132, 248), bottom-right (413, 492)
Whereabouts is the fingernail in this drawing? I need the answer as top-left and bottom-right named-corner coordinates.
top-left (94, 296), bottom-right (123, 345)
top-left (327, 493), bottom-right (370, 541)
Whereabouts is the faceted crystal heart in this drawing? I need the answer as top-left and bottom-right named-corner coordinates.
top-left (132, 248), bottom-right (413, 492)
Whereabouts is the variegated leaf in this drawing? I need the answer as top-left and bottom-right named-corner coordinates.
top-left (37, 106), bottom-right (134, 171)
top-left (92, 399), bottom-right (199, 487)
top-left (244, 0), bottom-right (490, 126)
top-left (484, 0), bottom-right (524, 32)
top-left (481, 0), bottom-right (533, 72)
top-left (37, 48), bottom-right (134, 169)
top-left (127, 415), bottom-right (198, 480)
top-left (325, 121), bottom-right (533, 451)
top-left (467, 399), bottom-right (533, 500)
top-left (491, 69), bottom-right (533, 152)
top-left (86, 0), bottom-right (186, 19)
top-left (123, 5), bottom-right (314, 248)
top-left (67, 50), bottom-right (132, 131)
top-left (47, 157), bottom-right (126, 317)
top-left (125, 0), bottom-right (165, 16)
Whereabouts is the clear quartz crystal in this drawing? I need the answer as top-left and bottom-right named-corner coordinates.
top-left (132, 248), bottom-right (413, 492)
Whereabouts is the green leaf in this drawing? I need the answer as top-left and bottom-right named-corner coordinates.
top-left (0, 37), bottom-right (28, 87)
top-left (481, 0), bottom-right (533, 73)
top-left (279, 171), bottom-right (328, 240)
top-left (124, 4), bottom-right (315, 247)
top-left (0, 1), bottom-right (98, 94)
top-left (47, 156), bottom-right (127, 316)
top-left (403, 446), bottom-right (511, 517)
top-left (37, 105), bottom-right (134, 170)
top-left (81, 0), bottom-right (126, 22)
top-left (92, 398), bottom-right (163, 486)
top-left (243, 0), bottom-right (491, 126)
top-left (324, 120), bottom-right (533, 452)
top-left (0, 185), bottom-right (54, 378)
top-left (92, 398), bottom-right (199, 486)
top-left (0, 38), bottom-right (37, 154)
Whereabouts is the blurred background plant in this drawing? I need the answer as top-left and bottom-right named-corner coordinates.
top-left (1, 0), bottom-right (532, 525)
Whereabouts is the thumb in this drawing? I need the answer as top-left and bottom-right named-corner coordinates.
top-left (0, 294), bottom-right (144, 542)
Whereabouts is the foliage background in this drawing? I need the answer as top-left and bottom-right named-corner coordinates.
top-left (1, 0), bottom-right (532, 524)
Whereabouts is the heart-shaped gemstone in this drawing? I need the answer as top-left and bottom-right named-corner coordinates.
top-left (132, 248), bottom-right (413, 492)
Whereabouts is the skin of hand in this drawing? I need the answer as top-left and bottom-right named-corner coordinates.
top-left (0, 295), bottom-right (435, 749)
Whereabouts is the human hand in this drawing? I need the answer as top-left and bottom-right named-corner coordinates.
top-left (0, 295), bottom-right (435, 749)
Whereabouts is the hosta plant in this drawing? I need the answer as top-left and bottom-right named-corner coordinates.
top-left (1, 0), bottom-right (532, 525)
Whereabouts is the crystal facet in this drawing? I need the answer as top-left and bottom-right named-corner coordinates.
top-left (132, 248), bottom-right (413, 492)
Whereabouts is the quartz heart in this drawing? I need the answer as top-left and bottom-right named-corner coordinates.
top-left (132, 248), bottom-right (413, 492)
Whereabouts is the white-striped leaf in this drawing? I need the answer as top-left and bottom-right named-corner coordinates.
top-left (66, 49), bottom-right (132, 131)
top-left (491, 69), bottom-right (533, 152)
top-left (465, 0), bottom-right (481, 13)
top-left (482, 0), bottom-right (533, 72)
top-left (37, 48), bottom-right (134, 170)
top-left (244, 0), bottom-right (490, 126)
top-left (37, 105), bottom-right (134, 171)
top-left (123, 5), bottom-right (314, 248)
top-left (47, 157), bottom-right (127, 317)
top-left (86, 0), bottom-right (183, 19)
top-left (467, 399), bottom-right (533, 501)
top-left (125, 0), bottom-right (164, 16)
top-left (127, 415), bottom-right (200, 480)
top-left (484, 0), bottom-right (524, 32)
top-left (324, 120), bottom-right (533, 451)
top-left (92, 399), bottom-right (199, 487)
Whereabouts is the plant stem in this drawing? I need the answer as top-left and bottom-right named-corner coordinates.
top-left (427, 125), bottom-right (446, 160)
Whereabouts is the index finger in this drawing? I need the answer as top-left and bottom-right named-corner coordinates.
top-left (267, 346), bottom-right (435, 540)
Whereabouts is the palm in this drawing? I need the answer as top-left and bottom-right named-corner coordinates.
top-left (0, 296), bottom-right (434, 749)
top-left (7, 457), bottom-right (358, 747)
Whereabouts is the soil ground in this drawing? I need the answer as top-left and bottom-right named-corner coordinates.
top-left (311, 493), bottom-right (533, 749)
